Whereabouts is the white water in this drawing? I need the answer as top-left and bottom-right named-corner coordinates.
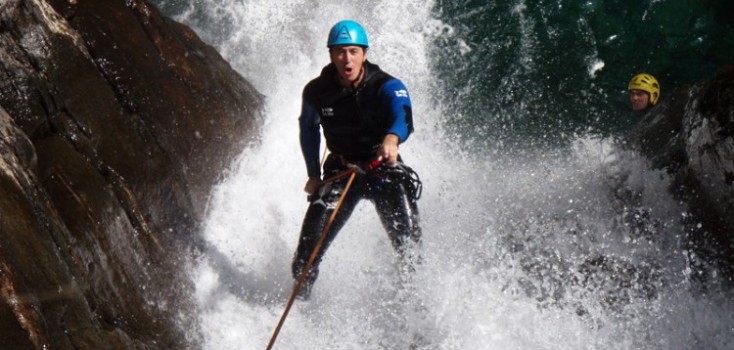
top-left (168, 1), bottom-right (734, 349)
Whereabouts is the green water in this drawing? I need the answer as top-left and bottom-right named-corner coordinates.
top-left (431, 0), bottom-right (733, 146)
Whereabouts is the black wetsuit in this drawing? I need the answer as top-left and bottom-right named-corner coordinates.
top-left (292, 61), bottom-right (422, 298)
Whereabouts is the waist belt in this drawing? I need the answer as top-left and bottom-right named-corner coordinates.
top-left (332, 154), bottom-right (382, 173)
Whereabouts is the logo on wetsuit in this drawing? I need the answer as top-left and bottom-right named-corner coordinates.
top-left (321, 107), bottom-right (335, 117)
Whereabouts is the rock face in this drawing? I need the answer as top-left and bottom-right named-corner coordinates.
top-left (626, 67), bottom-right (734, 283)
top-left (0, 0), bottom-right (263, 349)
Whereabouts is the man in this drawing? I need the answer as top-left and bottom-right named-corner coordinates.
top-left (292, 19), bottom-right (422, 300)
top-left (628, 73), bottom-right (660, 113)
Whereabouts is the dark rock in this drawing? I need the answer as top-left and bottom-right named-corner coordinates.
top-left (0, 0), bottom-right (264, 348)
top-left (626, 66), bottom-right (734, 284)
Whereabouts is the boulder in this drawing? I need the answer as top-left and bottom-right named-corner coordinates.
top-left (626, 67), bottom-right (734, 283)
top-left (0, 0), bottom-right (264, 348)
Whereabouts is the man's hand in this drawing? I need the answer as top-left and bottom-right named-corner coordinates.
top-left (304, 176), bottom-right (322, 195)
top-left (378, 134), bottom-right (400, 165)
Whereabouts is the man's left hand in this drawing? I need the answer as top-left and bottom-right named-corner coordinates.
top-left (378, 134), bottom-right (400, 165)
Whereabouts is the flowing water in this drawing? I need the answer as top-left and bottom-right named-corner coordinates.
top-left (154, 1), bottom-right (734, 349)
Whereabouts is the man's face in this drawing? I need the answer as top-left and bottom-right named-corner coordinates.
top-left (629, 89), bottom-right (650, 111)
top-left (329, 45), bottom-right (366, 86)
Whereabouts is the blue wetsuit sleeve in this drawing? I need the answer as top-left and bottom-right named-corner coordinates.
top-left (381, 78), bottom-right (413, 143)
top-left (299, 101), bottom-right (321, 178)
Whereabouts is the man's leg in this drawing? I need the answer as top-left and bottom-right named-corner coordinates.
top-left (373, 166), bottom-right (422, 270)
top-left (291, 177), bottom-right (361, 299)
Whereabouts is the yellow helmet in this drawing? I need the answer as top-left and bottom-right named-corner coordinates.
top-left (628, 73), bottom-right (661, 105)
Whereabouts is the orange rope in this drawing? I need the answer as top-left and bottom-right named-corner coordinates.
top-left (266, 169), bottom-right (357, 350)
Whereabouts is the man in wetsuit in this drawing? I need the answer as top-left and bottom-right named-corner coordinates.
top-left (628, 73), bottom-right (660, 114)
top-left (292, 19), bottom-right (422, 300)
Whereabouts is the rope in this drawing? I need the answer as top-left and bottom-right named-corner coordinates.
top-left (265, 169), bottom-right (357, 350)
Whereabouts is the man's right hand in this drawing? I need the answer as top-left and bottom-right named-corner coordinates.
top-left (304, 176), bottom-right (322, 195)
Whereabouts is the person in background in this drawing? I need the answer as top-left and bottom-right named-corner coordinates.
top-left (628, 73), bottom-right (660, 113)
top-left (291, 19), bottom-right (422, 300)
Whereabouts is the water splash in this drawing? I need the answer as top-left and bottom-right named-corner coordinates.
top-left (155, 1), bottom-right (734, 348)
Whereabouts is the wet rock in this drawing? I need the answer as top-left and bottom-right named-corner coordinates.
top-left (0, 0), bottom-right (263, 348)
top-left (626, 66), bottom-right (734, 284)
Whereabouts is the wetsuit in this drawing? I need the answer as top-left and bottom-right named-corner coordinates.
top-left (292, 61), bottom-right (422, 298)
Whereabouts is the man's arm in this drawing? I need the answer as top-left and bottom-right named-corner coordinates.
top-left (299, 101), bottom-right (322, 185)
top-left (382, 78), bottom-right (413, 142)
top-left (379, 78), bottom-right (413, 164)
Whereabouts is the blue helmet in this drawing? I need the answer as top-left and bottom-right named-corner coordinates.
top-left (327, 20), bottom-right (369, 48)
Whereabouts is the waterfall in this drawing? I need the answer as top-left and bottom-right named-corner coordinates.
top-left (156, 1), bottom-right (734, 348)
